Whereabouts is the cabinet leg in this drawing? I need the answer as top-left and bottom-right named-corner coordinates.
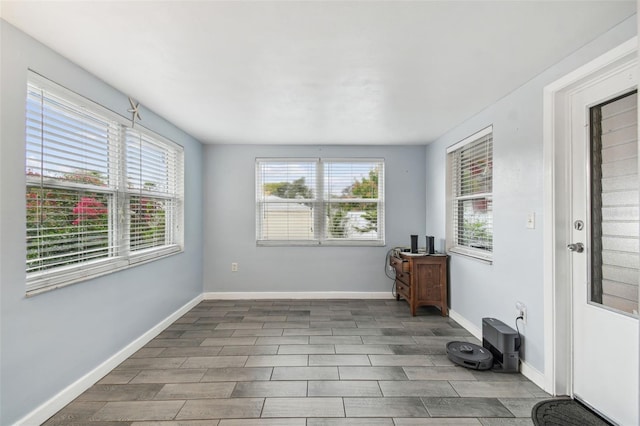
top-left (441, 305), bottom-right (448, 317)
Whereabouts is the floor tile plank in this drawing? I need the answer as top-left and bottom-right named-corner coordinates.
top-left (379, 380), bottom-right (458, 397)
top-left (154, 382), bottom-right (236, 399)
top-left (344, 397), bottom-right (429, 417)
top-left (130, 369), bottom-right (206, 384)
top-left (309, 354), bottom-right (371, 366)
top-left (278, 344), bottom-right (335, 354)
top-left (218, 420), bottom-right (305, 426)
top-left (77, 384), bottom-right (164, 402)
top-left (307, 419), bottom-right (393, 426)
top-left (90, 401), bottom-right (185, 421)
top-left (403, 366), bottom-right (477, 381)
top-left (175, 398), bottom-right (264, 419)
top-left (338, 366), bottom-right (408, 380)
top-left (450, 381), bottom-right (536, 398)
top-left (201, 367), bottom-right (273, 382)
top-left (219, 345), bottom-right (278, 355)
top-left (272, 366), bottom-right (339, 380)
top-left (307, 380), bottom-right (382, 397)
top-left (231, 381), bottom-right (307, 397)
top-left (181, 356), bottom-right (248, 368)
top-left (245, 355), bottom-right (309, 367)
top-left (422, 397), bottom-right (513, 418)
top-left (262, 397), bottom-right (345, 418)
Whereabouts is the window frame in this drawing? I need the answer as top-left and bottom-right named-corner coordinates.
top-left (25, 72), bottom-right (184, 296)
top-left (255, 157), bottom-right (385, 247)
top-left (446, 125), bottom-right (493, 263)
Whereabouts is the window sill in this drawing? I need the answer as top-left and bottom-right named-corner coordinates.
top-left (447, 247), bottom-right (493, 265)
top-left (257, 240), bottom-right (385, 247)
top-left (26, 245), bottom-right (183, 297)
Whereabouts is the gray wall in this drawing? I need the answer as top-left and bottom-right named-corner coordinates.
top-left (0, 21), bottom-right (204, 425)
top-left (425, 15), bottom-right (636, 374)
top-left (203, 144), bottom-right (426, 293)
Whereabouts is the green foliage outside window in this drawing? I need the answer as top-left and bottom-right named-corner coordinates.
top-left (27, 169), bottom-right (168, 272)
top-left (462, 215), bottom-right (492, 250)
top-left (263, 168), bottom-right (380, 239)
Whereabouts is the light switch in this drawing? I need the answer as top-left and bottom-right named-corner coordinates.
top-left (526, 212), bottom-right (535, 229)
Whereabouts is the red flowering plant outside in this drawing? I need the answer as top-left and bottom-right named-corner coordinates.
top-left (72, 197), bottom-right (108, 225)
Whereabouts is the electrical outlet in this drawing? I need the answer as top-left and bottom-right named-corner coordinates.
top-left (515, 301), bottom-right (527, 324)
top-left (231, 262), bottom-right (238, 272)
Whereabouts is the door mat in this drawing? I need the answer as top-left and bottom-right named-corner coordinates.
top-left (532, 398), bottom-right (612, 426)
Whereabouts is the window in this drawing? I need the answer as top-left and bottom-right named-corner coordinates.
top-left (25, 72), bottom-right (183, 294)
top-left (447, 126), bottom-right (493, 261)
top-left (256, 158), bottom-right (384, 246)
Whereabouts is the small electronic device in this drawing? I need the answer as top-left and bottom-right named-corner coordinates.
top-left (410, 235), bottom-right (418, 253)
top-left (426, 236), bottom-right (435, 254)
top-left (446, 317), bottom-right (521, 373)
top-left (482, 317), bottom-right (520, 373)
top-left (446, 341), bottom-right (493, 370)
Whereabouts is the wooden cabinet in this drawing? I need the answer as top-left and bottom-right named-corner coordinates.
top-left (390, 253), bottom-right (448, 316)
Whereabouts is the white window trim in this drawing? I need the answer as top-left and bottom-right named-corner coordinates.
top-left (446, 125), bottom-right (493, 263)
top-left (255, 157), bottom-right (385, 247)
top-left (25, 72), bottom-right (184, 296)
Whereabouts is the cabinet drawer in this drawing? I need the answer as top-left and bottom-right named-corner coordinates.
top-left (396, 280), bottom-right (411, 298)
top-left (395, 269), bottom-right (410, 286)
top-left (390, 256), bottom-right (410, 273)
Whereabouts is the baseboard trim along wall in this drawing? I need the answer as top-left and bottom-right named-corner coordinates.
top-left (203, 291), bottom-right (395, 300)
top-left (16, 294), bottom-right (203, 426)
top-left (448, 309), bottom-right (545, 390)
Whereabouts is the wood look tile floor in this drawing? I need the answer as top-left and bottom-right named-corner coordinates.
top-left (43, 300), bottom-right (548, 425)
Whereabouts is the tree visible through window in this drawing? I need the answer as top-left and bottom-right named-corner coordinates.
top-left (256, 158), bottom-right (385, 245)
top-left (447, 126), bottom-right (493, 261)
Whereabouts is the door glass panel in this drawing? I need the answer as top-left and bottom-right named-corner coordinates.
top-left (590, 91), bottom-right (639, 316)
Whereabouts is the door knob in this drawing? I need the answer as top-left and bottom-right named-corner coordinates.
top-left (567, 243), bottom-right (584, 253)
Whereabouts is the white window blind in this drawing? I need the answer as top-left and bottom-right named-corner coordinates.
top-left (256, 160), bottom-right (317, 242)
top-left (26, 80), bottom-right (119, 276)
top-left (126, 129), bottom-right (183, 253)
top-left (324, 160), bottom-right (384, 242)
top-left (256, 158), bottom-right (384, 246)
top-left (25, 72), bottom-right (184, 294)
top-left (447, 126), bottom-right (493, 260)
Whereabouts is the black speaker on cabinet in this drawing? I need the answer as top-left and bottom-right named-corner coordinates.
top-left (410, 235), bottom-right (418, 253)
top-left (426, 236), bottom-right (435, 254)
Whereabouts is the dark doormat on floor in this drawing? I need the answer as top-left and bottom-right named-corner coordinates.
top-left (532, 398), bottom-right (613, 426)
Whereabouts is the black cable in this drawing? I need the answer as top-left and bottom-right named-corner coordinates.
top-left (384, 248), bottom-right (397, 280)
top-left (515, 316), bottom-right (523, 351)
top-left (385, 248), bottom-right (397, 298)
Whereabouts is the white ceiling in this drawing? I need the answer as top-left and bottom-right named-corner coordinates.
top-left (1, 1), bottom-right (636, 145)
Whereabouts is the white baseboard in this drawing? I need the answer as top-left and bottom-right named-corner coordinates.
top-left (16, 294), bottom-right (203, 426)
top-left (448, 309), bottom-right (546, 391)
top-left (449, 309), bottom-right (481, 339)
top-left (520, 359), bottom-right (546, 390)
top-left (203, 291), bottom-right (395, 300)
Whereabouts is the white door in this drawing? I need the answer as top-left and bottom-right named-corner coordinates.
top-left (569, 62), bottom-right (639, 425)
